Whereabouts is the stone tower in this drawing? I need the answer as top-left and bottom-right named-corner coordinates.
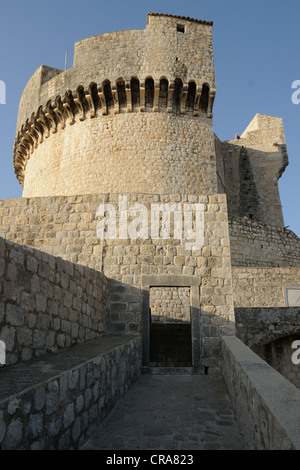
top-left (14, 13), bottom-right (217, 198)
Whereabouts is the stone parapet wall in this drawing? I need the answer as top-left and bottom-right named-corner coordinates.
top-left (17, 13), bottom-right (215, 131)
top-left (229, 217), bottom-right (300, 267)
top-left (222, 335), bottom-right (300, 450)
top-left (232, 267), bottom-right (300, 307)
top-left (0, 236), bottom-right (108, 366)
top-left (0, 336), bottom-right (141, 450)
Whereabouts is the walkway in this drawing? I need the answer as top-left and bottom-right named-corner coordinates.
top-left (80, 372), bottom-right (245, 450)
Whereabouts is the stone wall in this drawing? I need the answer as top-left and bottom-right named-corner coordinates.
top-left (235, 307), bottom-right (300, 347)
top-left (216, 114), bottom-right (288, 228)
top-left (16, 13), bottom-right (215, 131)
top-left (235, 307), bottom-right (300, 389)
top-left (14, 13), bottom-right (216, 196)
top-left (0, 236), bottom-right (108, 365)
top-left (0, 192), bottom-right (235, 371)
top-left (222, 335), bottom-right (300, 450)
top-left (21, 113), bottom-right (217, 198)
top-left (149, 286), bottom-right (190, 323)
top-left (254, 334), bottom-right (300, 389)
top-left (232, 267), bottom-right (300, 307)
top-left (0, 336), bottom-right (141, 450)
top-left (229, 217), bottom-right (300, 267)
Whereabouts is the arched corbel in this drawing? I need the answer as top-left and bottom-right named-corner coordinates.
top-left (180, 84), bottom-right (188, 114)
top-left (31, 112), bottom-right (44, 144)
top-left (53, 96), bottom-right (66, 129)
top-left (193, 85), bottom-right (202, 117)
top-left (167, 80), bottom-right (174, 113)
top-left (44, 100), bottom-right (57, 133)
top-left (207, 87), bottom-right (216, 119)
top-left (153, 79), bottom-right (160, 112)
top-left (62, 91), bottom-right (76, 125)
top-left (85, 85), bottom-right (96, 118)
top-left (98, 86), bottom-right (107, 115)
top-left (27, 115), bottom-right (39, 149)
top-left (139, 79), bottom-right (145, 112)
top-left (74, 86), bottom-right (86, 121)
top-left (125, 81), bottom-right (132, 113)
top-left (37, 106), bottom-right (51, 137)
top-left (111, 84), bottom-right (119, 114)
top-left (22, 122), bottom-right (34, 154)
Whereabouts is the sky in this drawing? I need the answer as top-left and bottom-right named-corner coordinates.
top-left (0, 0), bottom-right (299, 235)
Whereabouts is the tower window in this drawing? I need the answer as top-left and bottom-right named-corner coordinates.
top-left (177, 24), bottom-right (185, 33)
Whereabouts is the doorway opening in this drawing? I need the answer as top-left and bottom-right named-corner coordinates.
top-left (149, 286), bottom-right (192, 367)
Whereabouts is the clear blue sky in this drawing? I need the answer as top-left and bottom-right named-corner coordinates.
top-left (0, 0), bottom-right (299, 235)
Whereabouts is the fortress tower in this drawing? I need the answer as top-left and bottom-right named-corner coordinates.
top-left (14, 13), bottom-right (217, 198)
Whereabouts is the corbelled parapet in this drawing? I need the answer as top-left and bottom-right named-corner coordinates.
top-left (13, 13), bottom-right (217, 198)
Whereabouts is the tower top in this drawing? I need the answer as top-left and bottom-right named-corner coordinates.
top-left (147, 12), bottom-right (213, 26)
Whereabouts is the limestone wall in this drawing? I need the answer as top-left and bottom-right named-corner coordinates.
top-left (14, 13), bottom-right (216, 195)
top-left (232, 267), bottom-right (300, 307)
top-left (149, 286), bottom-right (190, 323)
top-left (229, 217), bottom-right (300, 267)
top-left (0, 237), bottom-right (108, 366)
top-left (21, 113), bottom-right (217, 198)
top-left (0, 192), bottom-right (235, 371)
top-left (216, 114), bottom-right (288, 228)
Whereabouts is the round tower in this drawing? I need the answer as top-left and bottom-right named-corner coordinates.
top-left (14, 13), bottom-right (217, 198)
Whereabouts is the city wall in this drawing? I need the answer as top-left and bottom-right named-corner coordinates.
top-left (0, 236), bottom-right (108, 366)
top-left (229, 217), bottom-right (300, 267)
top-left (0, 192), bottom-right (235, 371)
top-left (232, 267), bottom-right (300, 307)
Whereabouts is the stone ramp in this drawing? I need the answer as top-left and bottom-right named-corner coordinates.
top-left (81, 373), bottom-right (245, 450)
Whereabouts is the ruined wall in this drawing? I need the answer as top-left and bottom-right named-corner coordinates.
top-left (229, 217), bottom-right (300, 267)
top-left (216, 114), bottom-right (288, 227)
top-left (0, 236), bottom-right (108, 365)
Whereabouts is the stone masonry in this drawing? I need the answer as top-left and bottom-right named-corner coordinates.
top-left (0, 12), bottom-right (300, 450)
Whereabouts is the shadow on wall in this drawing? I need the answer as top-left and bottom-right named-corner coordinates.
top-left (108, 277), bottom-right (236, 374)
top-left (217, 143), bottom-right (287, 227)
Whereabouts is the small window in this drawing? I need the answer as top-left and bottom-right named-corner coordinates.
top-left (177, 24), bottom-right (185, 33)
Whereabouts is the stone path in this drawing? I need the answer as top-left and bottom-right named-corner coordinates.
top-left (81, 372), bottom-right (245, 450)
